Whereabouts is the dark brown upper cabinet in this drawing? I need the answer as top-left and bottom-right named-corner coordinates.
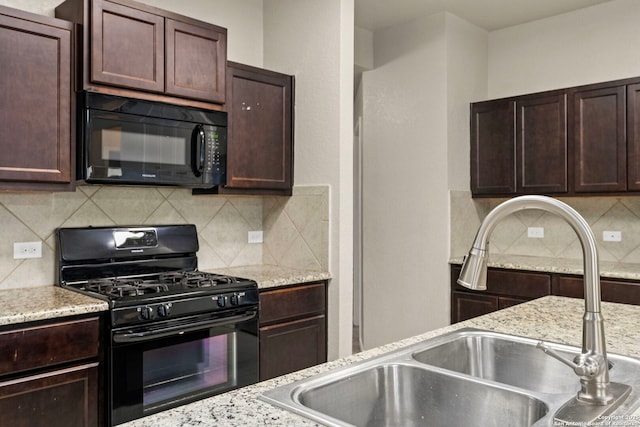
top-left (471, 91), bottom-right (567, 196)
top-left (0, 6), bottom-right (75, 191)
top-left (195, 62), bottom-right (294, 196)
top-left (470, 99), bottom-right (515, 195)
top-left (472, 76), bottom-right (640, 197)
top-left (56, 0), bottom-right (227, 108)
top-left (572, 84), bottom-right (626, 193)
top-left (625, 83), bottom-right (640, 190)
top-left (516, 93), bottom-right (567, 194)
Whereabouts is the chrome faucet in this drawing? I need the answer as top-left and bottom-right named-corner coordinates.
top-left (458, 195), bottom-right (631, 423)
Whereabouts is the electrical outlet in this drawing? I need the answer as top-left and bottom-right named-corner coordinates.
top-left (248, 230), bottom-right (263, 244)
top-left (603, 231), bottom-right (622, 242)
top-left (527, 227), bottom-right (544, 238)
top-left (13, 241), bottom-right (42, 259)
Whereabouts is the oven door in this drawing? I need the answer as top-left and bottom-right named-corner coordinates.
top-left (109, 308), bottom-right (258, 425)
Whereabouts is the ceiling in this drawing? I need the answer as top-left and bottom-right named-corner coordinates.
top-left (355, 0), bottom-right (614, 32)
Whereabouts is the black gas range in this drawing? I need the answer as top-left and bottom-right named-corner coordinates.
top-left (56, 224), bottom-right (259, 426)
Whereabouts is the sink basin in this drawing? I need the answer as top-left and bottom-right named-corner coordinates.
top-left (412, 330), bottom-right (618, 395)
top-left (412, 333), bottom-right (582, 394)
top-left (296, 363), bottom-right (547, 427)
top-left (260, 328), bottom-right (640, 426)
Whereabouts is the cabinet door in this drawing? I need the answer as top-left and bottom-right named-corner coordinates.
top-left (259, 315), bottom-right (326, 381)
top-left (470, 99), bottom-right (516, 195)
top-left (0, 7), bottom-right (73, 188)
top-left (451, 292), bottom-right (498, 323)
top-left (0, 363), bottom-right (98, 427)
top-left (573, 85), bottom-right (626, 192)
top-left (91, 0), bottom-right (164, 92)
top-left (516, 93), bottom-right (567, 193)
top-left (224, 62), bottom-right (293, 193)
top-left (627, 83), bottom-right (640, 190)
top-left (165, 18), bottom-right (226, 103)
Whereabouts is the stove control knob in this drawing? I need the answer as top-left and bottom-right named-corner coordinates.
top-left (139, 306), bottom-right (153, 320)
top-left (157, 304), bottom-right (171, 317)
top-left (230, 293), bottom-right (239, 305)
top-left (216, 296), bottom-right (226, 308)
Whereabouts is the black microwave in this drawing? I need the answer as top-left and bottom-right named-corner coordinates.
top-left (78, 92), bottom-right (227, 188)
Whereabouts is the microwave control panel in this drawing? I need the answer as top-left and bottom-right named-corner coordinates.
top-left (204, 127), bottom-right (226, 185)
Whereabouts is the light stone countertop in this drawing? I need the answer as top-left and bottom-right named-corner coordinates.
top-left (120, 296), bottom-right (640, 426)
top-left (0, 286), bottom-right (109, 327)
top-left (0, 266), bottom-right (328, 327)
top-left (450, 254), bottom-right (640, 281)
top-left (204, 264), bottom-right (331, 290)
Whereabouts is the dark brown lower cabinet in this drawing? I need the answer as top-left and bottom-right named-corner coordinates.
top-left (451, 264), bottom-right (640, 323)
top-left (0, 364), bottom-right (98, 427)
top-left (259, 281), bottom-right (327, 381)
top-left (0, 315), bottom-right (102, 427)
top-left (450, 265), bottom-right (550, 323)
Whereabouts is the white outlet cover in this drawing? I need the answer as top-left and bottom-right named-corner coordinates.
top-left (13, 241), bottom-right (42, 259)
top-left (248, 230), bottom-right (263, 244)
top-left (603, 231), bottom-right (622, 242)
top-left (527, 227), bottom-right (544, 238)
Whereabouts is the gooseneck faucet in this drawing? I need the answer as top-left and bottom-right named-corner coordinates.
top-left (458, 195), bottom-right (631, 422)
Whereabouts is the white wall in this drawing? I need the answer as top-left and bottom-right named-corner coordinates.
top-left (263, 0), bottom-right (354, 359)
top-left (361, 12), bottom-right (449, 348)
top-left (488, 0), bottom-right (640, 99)
top-left (445, 14), bottom-right (487, 192)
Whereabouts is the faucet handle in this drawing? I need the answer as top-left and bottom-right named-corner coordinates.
top-left (536, 341), bottom-right (601, 378)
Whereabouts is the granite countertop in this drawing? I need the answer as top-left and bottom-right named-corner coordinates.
top-left (204, 265), bottom-right (331, 290)
top-left (450, 254), bottom-right (640, 281)
top-left (120, 296), bottom-right (640, 426)
top-left (0, 286), bottom-right (109, 327)
top-left (0, 265), bottom-right (329, 327)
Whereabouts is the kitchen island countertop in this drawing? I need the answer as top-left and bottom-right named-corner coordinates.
top-left (120, 295), bottom-right (640, 426)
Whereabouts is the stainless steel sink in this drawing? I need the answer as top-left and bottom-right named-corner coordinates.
top-left (412, 332), bottom-right (589, 394)
top-left (260, 328), bottom-right (640, 426)
top-left (297, 363), bottom-right (547, 427)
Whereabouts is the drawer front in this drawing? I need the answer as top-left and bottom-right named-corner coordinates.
top-left (259, 282), bottom-right (326, 325)
top-left (554, 275), bottom-right (640, 305)
top-left (452, 266), bottom-right (551, 298)
top-left (486, 269), bottom-right (551, 298)
top-left (0, 317), bottom-right (100, 376)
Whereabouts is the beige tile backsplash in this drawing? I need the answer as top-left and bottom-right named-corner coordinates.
top-left (451, 191), bottom-right (640, 264)
top-left (0, 185), bottom-right (329, 289)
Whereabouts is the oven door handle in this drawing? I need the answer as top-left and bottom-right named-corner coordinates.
top-left (113, 310), bottom-right (257, 343)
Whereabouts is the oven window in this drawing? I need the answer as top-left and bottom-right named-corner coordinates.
top-left (142, 334), bottom-right (236, 408)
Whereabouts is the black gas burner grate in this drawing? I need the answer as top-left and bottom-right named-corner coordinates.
top-left (85, 278), bottom-right (170, 298)
top-left (80, 271), bottom-right (241, 299)
top-left (158, 271), bottom-right (237, 288)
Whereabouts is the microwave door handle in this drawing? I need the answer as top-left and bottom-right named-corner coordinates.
top-left (191, 124), bottom-right (205, 177)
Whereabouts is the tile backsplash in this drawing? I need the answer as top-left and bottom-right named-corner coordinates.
top-left (451, 191), bottom-right (640, 263)
top-left (0, 185), bottom-right (328, 289)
